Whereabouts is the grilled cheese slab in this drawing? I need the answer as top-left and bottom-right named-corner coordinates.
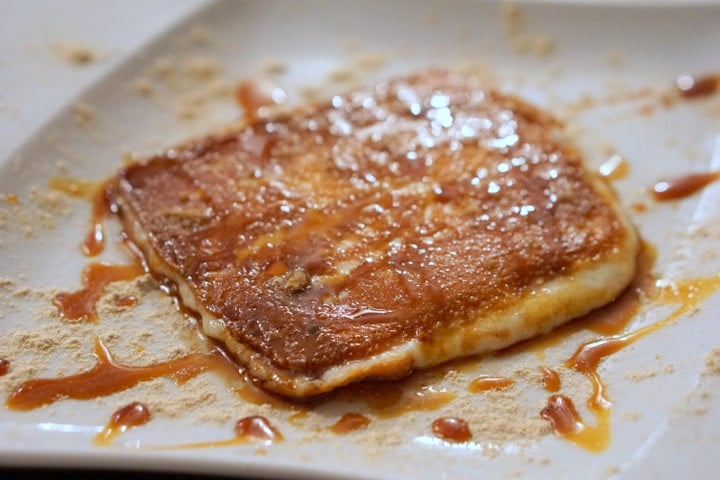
top-left (113, 70), bottom-right (639, 397)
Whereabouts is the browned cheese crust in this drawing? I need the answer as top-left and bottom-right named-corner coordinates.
top-left (113, 70), bottom-right (639, 397)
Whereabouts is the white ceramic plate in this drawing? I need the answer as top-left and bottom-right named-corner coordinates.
top-left (1, 1), bottom-right (720, 478)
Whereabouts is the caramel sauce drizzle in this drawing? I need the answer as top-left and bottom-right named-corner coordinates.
top-left (52, 263), bottom-right (144, 322)
top-left (553, 273), bottom-right (720, 452)
top-left (504, 242), bottom-right (656, 360)
top-left (157, 416), bottom-right (284, 449)
top-left (540, 367), bottom-right (561, 393)
top-left (94, 401), bottom-right (151, 446)
top-left (330, 413), bottom-right (371, 434)
top-left (431, 417), bottom-right (472, 443)
top-left (651, 172), bottom-right (720, 202)
top-left (541, 394), bottom-right (610, 453)
top-left (49, 177), bottom-right (112, 257)
top-left (6, 338), bottom-right (238, 411)
top-left (467, 375), bottom-right (514, 393)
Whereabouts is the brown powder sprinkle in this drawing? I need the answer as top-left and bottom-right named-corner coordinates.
top-left (54, 41), bottom-right (103, 65)
top-left (705, 348), bottom-right (720, 375)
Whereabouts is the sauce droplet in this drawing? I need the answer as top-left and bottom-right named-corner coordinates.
top-left (6, 338), bottom-right (239, 410)
top-left (676, 73), bottom-right (719, 99)
top-left (113, 295), bottom-right (137, 308)
top-left (431, 417), bottom-right (472, 443)
top-left (52, 263), bottom-right (144, 322)
top-left (330, 413), bottom-right (371, 434)
top-left (235, 416), bottom-right (284, 442)
top-left (540, 366), bottom-right (561, 392)
top-left (651, 172), bottom-right (720, 201)
top-left (94, 402), bottom-right (151, 446)
top-left (0, 359), bottom-right (9, 376)
top-left (598, 155), bottom-right (629, 181)
top-left (468, 375), bottom-right (514, 393)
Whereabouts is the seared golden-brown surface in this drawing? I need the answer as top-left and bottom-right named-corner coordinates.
top-left (113, 70), bottom-right (638, 397)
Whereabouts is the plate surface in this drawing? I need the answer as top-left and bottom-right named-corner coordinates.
top-left (1, 1), bottom-right (720, 479)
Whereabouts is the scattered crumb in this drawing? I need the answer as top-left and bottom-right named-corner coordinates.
top-left (605, 466), bottom-right (621, 476)
top-left (185, 25), bottom-right (213, 46)
top-left (54, 41), bottom-right (103, 65)
top-left (72, 102), bottom-right (94, 126)
top-left (151, 57), bottom-right (175, 79)
top-left (622, 411), bottom-right (641, 421)
top-left (174, 78), bottom-right (232, 120)
top-left (705, 348), bottom-right (720, 375)
top-left (625, 369), bottom-right (657, 381)
top-left (605, 50), bottom-right (625, 66)
top-left (327, 68), bottom-right (359, 85)
top-left (501, 3), bottom-right (523, 36)
top-left (354, 52), bottom-right (385, 71)
top-left (132, 78), bottom-right (155, 96)
top-left (501, 3), bottom-right (554, 57)
top-left (184, 56), bottom-right (220, 80)
top-left (261, 60), bottom-right (287, 76)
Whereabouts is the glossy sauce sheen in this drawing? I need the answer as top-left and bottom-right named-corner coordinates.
top-left (114, 70), bottom-right (629, 384)
top-left (504, 242), bottom-right (656, 360)
top-left (676, 73), bottom-right (719, 99)
top-left (540, 394), bottom-right (609, 453)
top-left (540, 367), bottom-right (561, 392)
top-left (552, 273), bottom-right (720, 452)
top-left (5, 338), bottom-right (239, 410)
top-left (52, 263), bottom-right (144, 322)
top-left (651, 172), bottom-right (720, 201)
top-left (431, 417), bottom-right (472, 442)
top-left (330, 413), bottom-right (371, 434)
top-left (467, 375), bottom-right (514, 392)
top-left (235, 416), bottom-right (284, 442)
top-left (598, 155), bottom-right (629, 181)
top-left (94, 402), bottom-right (151, 446)
top-left (235, 79), bottom-right (287, 123)
top-left (331, 381), bottom-right (455, 419)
